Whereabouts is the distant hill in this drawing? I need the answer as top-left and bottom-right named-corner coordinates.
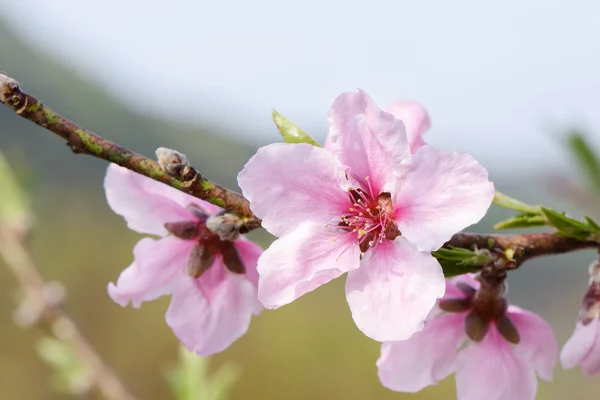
top-left (0, 22), bottom-right (254, 191)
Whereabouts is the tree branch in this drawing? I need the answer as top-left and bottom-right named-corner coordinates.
top-left (0, 72), bottom-right (260, 229)
top-left (1, 72), bottom-right (598, 270)
top-left (445, 232), bottom-right (598, 268)
top-left (0, 225), bottom-right (138, 400)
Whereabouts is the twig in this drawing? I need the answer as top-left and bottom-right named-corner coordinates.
top-left (0, 225), bottom-right (138, 400)
top-left (1, 72), bottom-right (598, 268)
top-left (445, 232), bottom-right (598, 268)
top-left (0, 72), bottom-right (260, 229)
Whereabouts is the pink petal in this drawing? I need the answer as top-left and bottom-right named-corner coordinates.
top-left (456, 328), bottom-right (537, 400)
top-left (443, 274), bottom-right (480, 300)
top-left (326, 90), bottom-right (410, 195)
top-left (108, 237), bottom-right (193, 308)
top-left (561, 318), bottom-right (600, 375)
top-left (507, 305), bottom-right (558, 381)
top-left (345, 238), bottom-right (445, 341)
top-left (233, 238), bottom-right (264, 314)
top-left (377, 313), bottom-right (465, 392)
top-left (385, 100), bottom-right (430, 153)
top-left (104, 164), bottom-right (201, 236)
top-left (394, 146), bottom-right (494, 251)
top-left (166, 258), bottom-right (260, 356)
top-left (237, 143), bottom-right (351, 237)
top-left (257, 221), bottom-right (361, 309)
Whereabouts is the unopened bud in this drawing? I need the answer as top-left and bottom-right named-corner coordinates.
top-left (206, 213), bottom-right (243, 241)
top-left (165, 220), bottom-right (198, 239)
top-left (221, 241), bottom-right (245, 274)
top-left (156, 147), bottom-right (189, 176)
top-left (589, 259), bottom-right (600, 283)
top-left (187, 243), bottom-right (215, 278)
top-left (496, 313), bottom-right (520, 344)
top-left (465, 312), bottom-right (490, 342)
top-left (579, 261), bottom-right (600, 325)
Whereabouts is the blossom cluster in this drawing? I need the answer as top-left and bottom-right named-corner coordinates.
top-left (104, 90), bottom-right (600, 399)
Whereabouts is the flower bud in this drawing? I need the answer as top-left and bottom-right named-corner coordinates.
top-left (156, 147), bottom-right (189, 176)
top-left (206, 213), bottom-right (243, 241)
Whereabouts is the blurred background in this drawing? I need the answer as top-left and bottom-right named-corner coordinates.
top-left (1, 0), bottom-right (600, 398)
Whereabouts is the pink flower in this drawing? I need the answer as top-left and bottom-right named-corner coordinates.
top-left (560, 260), bottom-right (600, 375)
top-left (377, 275), bottom-right (558, 400)
top-left (104, 164), bottom-right (262, 355)
top-left (385, 100), bottom-right (430, 152)
top-left (238, 90), bottom-right (494, 341)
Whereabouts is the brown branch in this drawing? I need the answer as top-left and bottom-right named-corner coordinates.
top-left (1, 72), bottom-right (598, 269)
top-left (0, 224), bottom-right (138, 400)
top-left (0, 72), bottom-right (260, 229)
top-left (445, 232), bottom-right (598, 268)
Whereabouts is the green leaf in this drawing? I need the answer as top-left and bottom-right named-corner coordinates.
top-left (432, 247), bottom-right (494, 277)
top-left (492, 190), bottom-right (541, 214)
top-left (36, 337), bottom-right (92, 395)
top-left (565, 130), bottom-right (600, 192)
top-left (0, 149), bottom-right (32, 230)
top-left (272, 109), bottom-right (321, 146)
top-left (541, 207), bottom-right (600, 241)
top-left (493, 213), bottom-right (547, 230)
top-left (165, 345), bottom-right (241, 400)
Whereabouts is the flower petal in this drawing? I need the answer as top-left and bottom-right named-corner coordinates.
top-left (456, 328), bottom-right (537, 400)
top-left (385, 100), bottom-right (430, 153)
top-left (233, 238), bottom-right (264, 314)
top-left (108, 237), bottom-right (193, 308)
top-left (377, 313), bottom-right (465, 392)
top-left (508, 306), bottom-right (558, 381)
top-left (166, 258), bottom-right (260, 356)
top-left (561, 318), bottom-right (600, 375)
top-left (257, 221), bottom-right (361, 309)
top-left (326, 90), bottom-right (410, 194)
top-left (345, 238), bottom-right (445, 341)
top-left (104, 164), bottom-right (202, 236)
top-left (395, 146), bottom-right (494, 251)
top-left (237, 143), bottom-right (351, 237)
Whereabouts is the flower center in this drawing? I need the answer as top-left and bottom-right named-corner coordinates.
top-left (164, 203), bottom-right (246, 278)
top-left (338, 178), bottom-right (400, 255)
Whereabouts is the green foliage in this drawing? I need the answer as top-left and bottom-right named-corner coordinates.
top-left (493, 213), bottom-right (547, 229)
top-left (165, 346), bottom-right (241, 400)
top-left (271, 109), bottom-right (321, 146)
top-left (541, 207), bottom-right (600, 241)
top-left (564, 130), bottom-right (600, 192)
top-left (432, 247), bottom-right (494, 277)
top-left (0, 149), bottom-right (31, 229)
top-left (36, 337), bottom-right (92, 395)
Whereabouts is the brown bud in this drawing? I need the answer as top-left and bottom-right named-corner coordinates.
top-left (206, 213), bottom-right (243, 241)
top-left (439, 297), bottom-right (472, 313)
top-left (221, 241), bottom-right (245, 274)
top-left (156, 147), bottom-right (189, 177)
top-left (187, 243), bottom-right (215, 278)
top-left (165, 221), bottom-right (198, 239)
top-left (496, 313), bottom-right (520, 344)
top-left (465, 312), bottom-right (490, 342)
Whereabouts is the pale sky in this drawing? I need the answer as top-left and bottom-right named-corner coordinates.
top-left (2, 0), bottom-right (600, 173)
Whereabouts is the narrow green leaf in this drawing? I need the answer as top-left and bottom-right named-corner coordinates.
top-left (0, 149), bottom-right (32, 230)
top-left (565, 130), bottom-right (600, 192)
top-left (272, 109), bottom-right (321, 146)
top-left (492, 190), bottom-right (541, 214)
top-left (541, 207), bottom-right (592, 240)
top-left (433, 247), bottom-right (493, 277)
top-left (493, 214), bottom-right (547, 230)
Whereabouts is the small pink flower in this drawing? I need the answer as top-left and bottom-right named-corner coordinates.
top-left (561, 260), bottom-right (600, 375)
top-left (104, 164), bottom-right (262, 355)
top-left (377, 275), bottom-right (558, 400)
top-left (238, 90), bottom-right (494, 341)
